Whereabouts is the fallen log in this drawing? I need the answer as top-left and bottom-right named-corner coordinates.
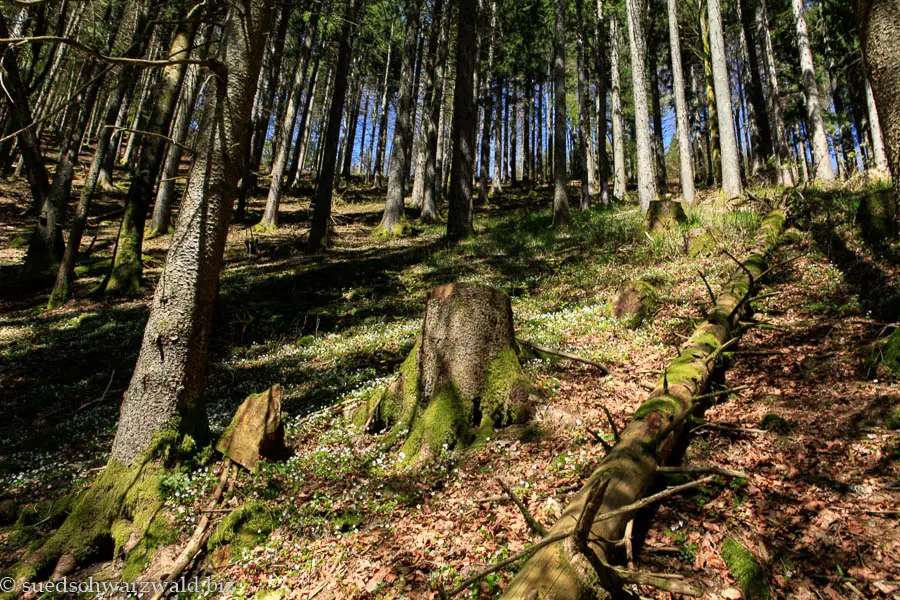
top-left (498, 211), bottom-right (786, 600)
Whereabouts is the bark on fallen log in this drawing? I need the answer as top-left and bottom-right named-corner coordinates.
top-left (499, 211), bottom-right (786, 600)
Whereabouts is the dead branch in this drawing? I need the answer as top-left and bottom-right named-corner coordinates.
top-left (497, 479), bottom-right (547, 537)
top-left (697, 270), bottom-right (717, 306)
top-left (601, 405), bottom-right (620, 443)
top-left (517, 339), bottom-right (613, 376)
top-left (657, 465), bottom-right (749, 479)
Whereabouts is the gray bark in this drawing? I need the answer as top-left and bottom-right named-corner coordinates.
top-left (447, 0), bottom-right (478, 240)
top-left (625, 0), bottom-right (656, 212)
top-left (553, 0), bottom-right (571, 226)
top-left (708, 0), bottom-right (744, 197)
top-left (666, 0), bottom-right (695, 204)
top-left (111, 0), bottom-right (272, 464)
top-left (610, 17), bottom-right (626, 200)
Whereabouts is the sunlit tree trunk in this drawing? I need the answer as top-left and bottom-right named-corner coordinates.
top-left (478, 0), bottom-right (497, 206)
top-left (791, 0), bottom-right (834, 181)
top-left (610, 17), bottom-right (626, 200)
top-left (553, 0), bottom-right (572, 225)
top-left (707, 0), bottom-right (743, 197)
top-left (575, 0), bottom-right (592, 209)
top-left (447, 0), bottom-right (478, 240)
top-left (595, 0), bottom-right (610, 205)
top-left (666, 0), bottom-right (695, 204)
top-left (625, 0), bottom-right (656, 212)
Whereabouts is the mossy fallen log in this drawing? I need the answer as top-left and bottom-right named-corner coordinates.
top-left (499, 211), bottom-right (785, 600)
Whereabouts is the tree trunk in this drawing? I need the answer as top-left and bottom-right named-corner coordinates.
top-left (626, 0), bottom-right (657, 213)
top-left (699, 5), bottom-right (721, 186)
top-left (261, 5), bottom-right (321, 228)
top-left (510, 82), bottom-right (518, 186)
top-left (372, 21), bottom-right (394, 186)
top-left (500, 211), bottom-right (786, 600)
top-left (308, 0), bottom-right (364, 252)
top-left (378, 1), bottom-right (420, 236)
top-left (105, 19), bottom-right (198, 296)
top-left (49, 4), bottom-right (155, 307)
top-left (738, 0), bottom-right (773, 180)
top-left (792, 0), bottom-right (834, 182)
top-left (648, 14), bottom-right (669, 194)
top-left (421, 0), bottom-right (449, 223)
top-left (412, 1), bottom-right (443, 211)
top-left (610, 17), bottom-right (627, 200)
top-left (447, 0), bottom-right (478, 241)
top-left (553, 0), bottom-right (571, 226)
top-left (290, 55), bottom-right (321, 186)
top-left (149, 29), bottom-right (209, 237)
top-left (0, 12), bottom-right (50, 215)
top-left (108, 0), bottom-right (271, 466)
top-left (491, 73), bottom-right (504, 197)
top-left (667, 0), bottom-right (696, 204)
top-left (576, 0), bottom-right (592, 209)
top-left (863, 52), bottom-right (896, 176)
top-left (595, 0), bottom-right (610, 205)
top-left (707, 0), bottom-right (744, 197)
top-left (754, 0), bottom-right (794, 186)
top-left (477, 0), bottom-right (496, 206)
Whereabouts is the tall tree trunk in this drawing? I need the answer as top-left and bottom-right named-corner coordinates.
top-left (707, 0), bottom-right (743, 197)
top-left (412, 1), bottom-right (443, 211)
top-left (261, 5), bottom-right (322, 228)
top-left (791, 0), bottom-right (834, 181)
top-left (491, 72), bottom-right (504, 197)
top-left (648, 14), bottom-right (669, 193)
top-left (111, 0), bottom-right (272, 465)
top-left (738, 0), bottom-right (773, 179)
top-left (510, 82), bottom-right (518, 186)
top-left (595, 0), bottom-right (610, 205)
top-left (863, 67), bottom-right (890, 175)
top-left (372, 22), bottom-right (394, 186)
top-left (105, 19), bottom-right (198, 296)
top-left (477, 0), bottom-right (496, 206)
top-left (378, 2), bottom-right (420, 235)
top-left (666, 0), bottom-right (696, 204)
top-left (610, 16), bottom-right (627, 200)
top-left (447, 0), bottom-right (478, 241)
top-left (523, 78), bottom-right (532, 186)
top-left (308, 0), bottom-right (364, 252)
top-left (49, 2), bottom-right (155, 307)
top-left (421, 0), bottom-right (449, 222)
top-left (699, 5), bottom-right (721, 186)
top-left (854, 0), bottom-right (900, 186)
top-left (576, 0), bottom-right (592, 209)
top-left (754, 0), bottom-right (794, 185)
top-left (235, 4), bottom-right (291, 221)
top-left (149, 29), bottom-right (209, 237)
top-left (553, 0), bottom-right (572, 226)
top-left (290, 54), bottom-right (321, 186)
top-left (0, 12), bottom-right (50, 215)
top-left (626, 0), bottom-right (657, 213)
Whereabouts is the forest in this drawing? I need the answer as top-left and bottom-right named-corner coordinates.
top-left (0, 0), bottom-right (898, 597)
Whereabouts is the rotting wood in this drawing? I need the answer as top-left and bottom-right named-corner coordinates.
top-left (498, 211), bottom-right (786, 600)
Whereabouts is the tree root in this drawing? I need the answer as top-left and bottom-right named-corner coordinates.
top-left (497, 479), bottom-right (547, 537)
top-left (517, 339), bottom-right (614, 376)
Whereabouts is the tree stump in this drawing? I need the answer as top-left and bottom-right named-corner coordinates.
top-left (217, 385), bottom-right (288, 472)
top-left (354, 283), bottom-right (532, 463)
top-left (644, 199), bottom-right (687, 233)
top-left (610, 280), bottom-right (659, 328)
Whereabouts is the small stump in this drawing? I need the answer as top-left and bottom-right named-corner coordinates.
top-left (217, 385), bottom-right (288, 471)
top-left (857, 188), bottom-right (898, 245)
top-left (610, 280), bottom-right (659, 328)
top-left (645, 200), bottom-right (687, 234)
top-left (354, 283), bottom-right (532, 463)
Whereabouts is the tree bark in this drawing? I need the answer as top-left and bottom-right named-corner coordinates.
top-left (595, 0), bottom-right (610, 205)
top-left (648, 13), bottom-right (669, 194)
top-left (576, 0), bottom-right (592, 209)
top-left (610, 17), bottom-right (627, 201)
top-left (378, 1), bottom-right (420, 236)
top-left (421, 0), bottom-right (449, 223)
top-left (707, 0), bottom-right (744, 197)
top-left (105, 18), bottom-right (198, 296)
top-left (447, 0), bottom-right (478, 241)
top-left (261, 4), bottom-right (321, 228)
top-left (111, 0), bottom-right (272, 464)
top-left (477, 0), bottom-right (496, 207)
top-left (372, 21), bottom-right (394, 186)
top-left (791, 0), bottom-right (835, 182)
top-left (308, 0), bottom-right (364, 252)
top-left (626, 0), bottom-right (657, 213)
top-left (738, 0), bottom-right (773, 179)
top-left (667, 0), bottom-right (696, 204)
top-left (553, 0), bottom-right (571, 226)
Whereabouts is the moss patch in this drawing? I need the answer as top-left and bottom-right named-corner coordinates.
top-left (208, 502), bottom-right (276, 562)
top-left (480, 347), bottom-right (531, 427)
top-left (400, 384), bottom-right (470, 463)
top-left (722, 537), bottom-right (770, 599)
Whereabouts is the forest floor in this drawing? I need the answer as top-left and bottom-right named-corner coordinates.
top-left (0, 174), bottom-right (898, 599)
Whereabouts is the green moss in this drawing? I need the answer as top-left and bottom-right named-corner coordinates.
top-left (634, 396), bottom-right (680, 420)
top-left (885, 408), bottom-right (900, 431)
top-left (10, 235), bottom-right (29, 248)
top-left (352, 342), bottom-right (420, 433)
top-left (480, 347), bottom-right (531, 427)
top-left (722, 537), bottom-right (770, 599)
top-left (401, 384), bottom-right (470, 463)
top-left (689, 232), bottom-right (718, 258)
top-left (373, 221), bottom-right (412, 240)
top-left (208, 503), bottom-right (275, 561)
top-left (878, 329), bottom-right (900, 376)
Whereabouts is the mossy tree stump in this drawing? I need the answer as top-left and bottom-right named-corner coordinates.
top-left (610, 280), bottom-right (659, 328)
top-left (354, 283), bottom-right (531, 463)
top-left (644, 199), bottom-right (687, 233)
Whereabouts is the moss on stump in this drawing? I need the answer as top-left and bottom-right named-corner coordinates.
top-left (353, 284), bottom-right (532, 463)
top-left (644, 199), bottom-right (687, 234)
top-left (610, 280), bottom-right (659, 328)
